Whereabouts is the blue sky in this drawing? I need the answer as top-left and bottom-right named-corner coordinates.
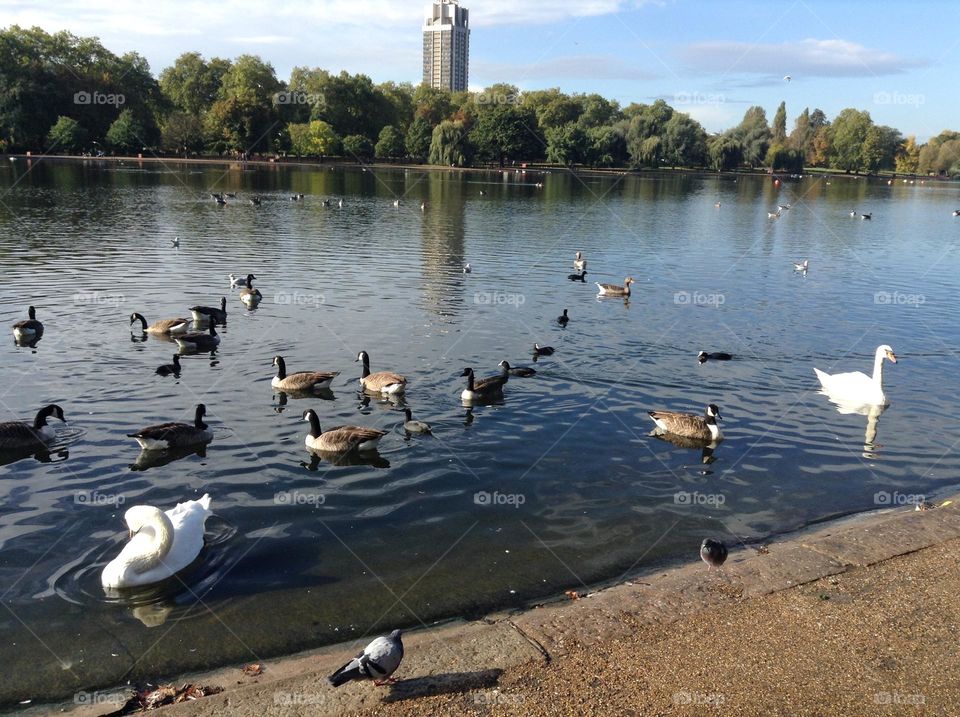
top-left (2, 0), bottom-right (956, 140)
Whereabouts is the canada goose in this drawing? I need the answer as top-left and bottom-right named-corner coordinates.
top-left (460, 367), bottom-right (507, 402)
top-left (573, 251), bottom-right (587, 272)
top-left (356, 350), bottom-right (407, 395)
top-left (215, 195), bottom-right (226, 206)
top-left (249, 197), bottom-right (261, 206)
top-left (648, 404), bottom-right (723, 441)
top-left (462, 263), bottom-right (471, 273)
top-left (953, 210), bottom-right (960, 217)
top-left (174, 323), bottom-right (220, 352)
top-left (156, 355), bottom-right (181, 376)
top-left (210, 193), bottom-right (223, 201)
top-left (498, 360), bottom-right (535, 377)
top-left (0, 404), bottom-right (65, 450)
top-left (403, 408), bottom-right (432, 434)
top-left (793, 259), bottom-right (809, 272)
top-left (12, 306), bottom-right (44, 341)
top-left (171, 236), bottom-right (180, 247)
top-left (700, 538), bottom-right (728, 569)
top-left (272, 355), bottom-right (339, 392)
top-left (860, 212), bottom-right (872, 220)
top-left (557, 308), bottom-right (569, 326)
top-left (290, 195), bottom-right (300, 201)
top-left (239, 275), bottom-right (262, 307)
top-left (302, 409), bottom-right (386, 452)
top-left (849, 210), bottom-right (857, 217)
top-left (127, 404), bottom-right (213, 450)
top-left (596, 277), bottom-right (635, 297)
top-left (190, 296), bottom-right (227, 325)
top-left (698, 351), bottom-right (732, 364)
top-left (814, 344), bottom-right (896, 406)
top-left (778, 204), bottom-right (791, 211)
top-left (130, 312), bottom-right (191, 336)
top-left (533, 343), bottom-right (554, 356)
top-left (568, 270), bottom-right (587, 282)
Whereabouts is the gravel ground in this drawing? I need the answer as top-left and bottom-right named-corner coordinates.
top-left (349, 539), bottom-right (960, 717)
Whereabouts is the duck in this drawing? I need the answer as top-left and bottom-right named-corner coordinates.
top-left (793, 259), bottom-right (809, 272)
top-left (272, 355), bottom-right (339, 392)
top-left (557, 309), bottom-right (569, 326)
top-left (174, 323), bottom-right (220, 352)
top-left (328, 630), bottom-right (404, 687)
top-left (190, 296), bottom-right (228, 325)
top-left (700, 538), bottom-right (728, 569)
top-left (156, 355), bottom-right (181, 376)
top-left (849, 210), bottom-right (857, 217)
top-left (12, 306), bottom-right (44, 341)
top-left (214, 195), bottom-right (226, 206)
top-left (767, 210), bottom-right (781, 219)
top-left (101, 494), bottom-right (212, 589)
top-left (402, 408), bottom-right (432, 435)
top-left (568, 270), bottom-right (587, 282)
top-left (356, 351), bottom-right (407, 395)
top-left (127, 403), bottom-right (213, 450)
top-left (249, 197), bottom-right (261, 206)
top-left (239, 275), bottom-right (262, 307)
top-left (171, 236), bottom-right (180, 248)
top-left (573, 251), bottom-right (587, 272)
top-left (462, 263), bottom-right (472, 274)
top-left (596, 277), bottom-right (635, 297)
top-left (460, 367), bottom-right (507, 402)
top-left (953, 210), bottom-right (960, 217)
top-left (322, 199), bottom-right (331, 207)
top-left (648, 404), bottom-right (723, 441)
top-left (814, 344), bottom-right (897, 406)
top-left (301, 409), bottom-right (386, 452)
top-left (129, 312), bottom-right (191, 336)
top-left (533, 343), bottom-right (555, 356)
top-left (0, 404), bottom-right (65, 450)
top-left (698, 351), bottom-right (732, 364)
top-left (498, 360), bottom-right (536, 377)
top-left (860, 212), bottom-right (872, 220)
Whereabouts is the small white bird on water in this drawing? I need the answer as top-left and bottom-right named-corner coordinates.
top-left (793, 259), bottom-right (809, 272)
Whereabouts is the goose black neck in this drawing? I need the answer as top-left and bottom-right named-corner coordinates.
top-left (465, 369), bottom-right (475, 391)
top-left (194, 405), bottom-right (208, 429)
top-left (275, 356), bottom-right (287, 379)
top-left (359, 354), bottom-right (370, 379)
top-left (132, 312), bottom-right (147, 329)
top-left (245, 277), bottom-right (253, 288)
top-left (28, 306), bottom-right (36, 320)
top-left (404, 408), bottom-right (413, 420)
top-left (33, 404), bottom-right (60, 428)
top-left (305, 410), bottom-right (322, 438)
top-left (220, 297), bottom-right (227, 311)
top-left (208, 323), bottom-right (217, 336)
top-left (172, 355), bottom-right (181, 367)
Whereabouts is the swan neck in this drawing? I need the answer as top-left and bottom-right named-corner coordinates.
top-left (131, 512), bottom-right (174, 576)
top-left (872, 350), bottom-right (885, 386)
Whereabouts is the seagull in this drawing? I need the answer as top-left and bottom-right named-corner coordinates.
top-left (462, 263), bottom-right (471, 274)
top-left (849, 210), bottom-right (857, 217)
top-left (228, 273), bottom-right (248, 288)
top-left (338, 198), bottom-right (344, 208)
top-left (714, 202), bottom-right (721, 208)
top-left (783, 75), bottom-right (792, 82)
top-left (952, 209), bottom-right (960, 217)
top-left (328, 630), bottom-right (404, 687)
top-left (700, 538), bottom-right (728, 569)
top-left (793, 259), bottom-right (809, 272)
top-left (171, 237), bottom-right (180, 248)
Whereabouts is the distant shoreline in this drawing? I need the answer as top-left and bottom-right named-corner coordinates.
top-left (3, 153), bottom-right (943, 183)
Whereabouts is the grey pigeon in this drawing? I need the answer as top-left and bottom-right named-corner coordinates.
top-left (700, 538), bottom-right (728, 569)
top-left (328, 630), bottom-right (404, 687)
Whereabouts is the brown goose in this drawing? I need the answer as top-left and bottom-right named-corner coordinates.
top-left (356, 351), bottom-right (407, 395)
top-left (239, 274), bottom-right (262, 307)
top-left (130, 312), bottom-right (191, 335)
top-left (0, 404), bottom-right (65, 450)
top-left (460, 367), bottom-right (507, 402)
top-left (12, 306), bottom-right (44, 341)
top-left (174, 323), bottom-right (220, 352)
top-left (302, 409), bottom-right (387, 452)
top-left (596, 276), bottom-right (635, 297)
top-left (272, 356), bottom-right (339, 392)
top-left (127, 404), bottom-right (213, 450)
top-left (648, 404), bottom-right (723, 441)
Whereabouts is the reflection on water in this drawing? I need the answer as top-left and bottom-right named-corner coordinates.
top-left (2, 161), bottom-right (960, 701)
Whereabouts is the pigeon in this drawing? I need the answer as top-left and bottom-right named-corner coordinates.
top-left (698, 351), bottom-right (733, 364)
top-left (328, 630), bottom-right (404, 687)
top-left (700, 539), bottom-right (728, 569)
top-left (557, 309), bottom-right (569, 327)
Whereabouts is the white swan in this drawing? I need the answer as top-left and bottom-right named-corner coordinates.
top-left (814, 345), bottom-right (897, 407)
top-left (101, 494), bottom-right (212, 589)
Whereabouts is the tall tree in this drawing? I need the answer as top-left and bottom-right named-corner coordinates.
top-left (830, 108), bottom-right (873, 172)
top-left (771, 101), bottom-right (787, 144)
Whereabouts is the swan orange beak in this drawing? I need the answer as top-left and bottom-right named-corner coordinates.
top-left (886, 351), bottom-right (898, 363)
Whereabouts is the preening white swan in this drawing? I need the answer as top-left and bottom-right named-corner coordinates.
top-left (101, 494), bottom-right (212, 589)
top-left (814, 345), bottom-right (897, 407)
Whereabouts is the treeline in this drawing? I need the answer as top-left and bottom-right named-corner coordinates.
top-left (2, 26), bottom-right (958, 175)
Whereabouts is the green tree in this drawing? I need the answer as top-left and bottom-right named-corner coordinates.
top-left (764, 144), bottom-right (803, 172)
top-left (708, 133), bottom-right (743, 171)
top-left (412, 84), bottom-right (454, 125)
top-left (545, 123), bottom-right (587, 165)
top-left (536, 95), bottom-right (583, 130)
top-left (405, 117), bottom-right (434, 159)
top-left (661, 113), bottom-right (708, 167)
top-left (895, 135), bottom-right (920, 174)
top-left (342, 133), bottom-right (374, 160)
top-left (584, 125), bottom-right (627, 167)
top-left (469, 102), bottom-right (541, 166)
top-left (578, 94), bottom-right (620, 129)
top-left (159, 52), bottom-right (230, 116)
top-left (160, 111), bottom-right (204, 154)
top-left (625, 100), bottom-right (674, 166)
top-left (106, 109), bottom-right (146, 153)
top-left (288, 120), bottom-right (339, 157)
top-left (46, 116), bottom-right (87, 153)
top-left (314, 71), bottom-right (396, 141)
top-left (203, 96), bottom-right (275, 153)
top-left (429, 119), bottom-right (472, 166)
top-left (830, 108), bottom-right (873, 172)
top-left (771, 101), bottom-right (787, 144)
top-left (732, 106), bottom-right (772, 167)
top-left (375, 124), bottom-right (406, 158)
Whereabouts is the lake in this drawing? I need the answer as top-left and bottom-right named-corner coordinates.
top-left (0, 159), bottom-right (957, 704)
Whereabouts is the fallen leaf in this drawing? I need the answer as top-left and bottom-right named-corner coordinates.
top-left (242, 663), bottom-right (263, 677)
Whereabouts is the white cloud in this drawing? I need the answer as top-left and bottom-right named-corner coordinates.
top-left (678, 38), bottom-right (928, 80)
